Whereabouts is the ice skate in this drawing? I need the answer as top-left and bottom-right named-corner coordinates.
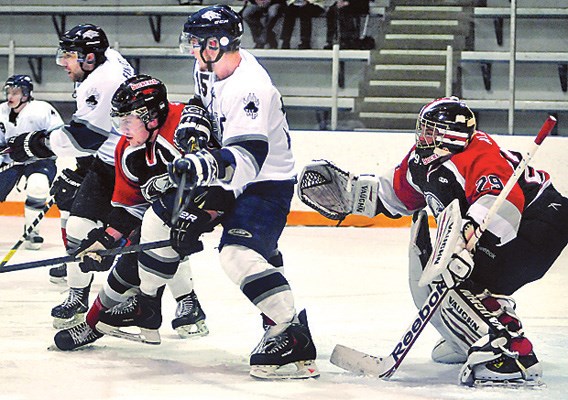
top-left (24, 232), bottom-right (44, 250)
top-left (51, 284), bottom-right (91, 329)
top-left (54, 321), bottom-right (103, 351)
top-left (96, 292), bottom-right (162, 345)
top-left (460, 333), bottom-right (544, 387)
top-left (250, 310), bottom-right (319, 379)
top-left (49, 263), bottom-right (67, 284)
top-left (171, 291), bottom-right (209, 339)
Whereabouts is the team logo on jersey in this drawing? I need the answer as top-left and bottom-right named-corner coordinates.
top-left (85, 88), bottom-right (100, 109)
top-left (243, 93), bottom-right (259, 119)
top-left (141, 173), bottom-right (173, 202)
top-left (425, 192), bottom-right (445, 217)
top-left (0, 122), bottom-right (5, 134)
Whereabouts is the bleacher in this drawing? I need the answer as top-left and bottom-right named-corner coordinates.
top-left (458, 0), bottom-right (568, 135)
top-left (0, 0), bottom-right (386, 130)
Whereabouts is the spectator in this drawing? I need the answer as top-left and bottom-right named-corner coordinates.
top-left (242, 0), bottom-right (286, 49)
top-left (280, 0), bottom-right (325, 49)
top-left (324, 0), bottom-right (370, 49)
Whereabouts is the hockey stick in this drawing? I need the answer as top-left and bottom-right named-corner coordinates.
top-left (0, 195), bottom-right (56, 268)
top-left (0, 161), bottom-right (19, 173)
top-left (330, 115), bottom-right (557, 379)
top-left (0, 239), bottom-right (171, 273)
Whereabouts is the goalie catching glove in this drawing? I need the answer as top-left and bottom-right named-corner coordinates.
top-left (297, 160), bottom-right (379, 220)
top-left (6, 130), bottom-right (55, 162)
top-left (74, 227), bottom-right (123, 273)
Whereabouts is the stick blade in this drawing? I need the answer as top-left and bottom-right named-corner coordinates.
top-left (330, 344), bottom-right (395, 378)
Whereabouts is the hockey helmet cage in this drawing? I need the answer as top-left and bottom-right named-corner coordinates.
top-left (4, 74), bottom-right (34, 101)
top-left (180, 5), bottom-right (243, 54)
top-left (111, 74), bottom-right (169, 131)
top-left (416, 96), bottom-right (476, 154)
top-left (57, 24), bottom-right (109, 66)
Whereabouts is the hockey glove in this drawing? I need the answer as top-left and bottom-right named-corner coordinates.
top-left (170, 205), bottom-right (220, 257)
top-left (440, 219), bottom-right (476, 289)
top-left (7, 130), bottom-right (55, 162)
top-left (168, 150), bottom-right (218, 190)
top-left (75, 227), bottom-right (121, 273)
top-left (50, 168), bottom-right (85, 211)
top-left (173, 102), bottom-right (212, 154)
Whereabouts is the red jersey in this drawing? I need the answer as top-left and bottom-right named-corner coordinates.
top-left (111, 102), bottom-right (185, 219)
top-left (378, 131), bottom-right (551, 244)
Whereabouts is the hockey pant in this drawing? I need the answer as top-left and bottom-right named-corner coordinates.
top-left (218, 180), bottom-right (297, 325)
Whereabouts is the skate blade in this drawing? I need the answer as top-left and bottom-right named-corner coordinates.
top-left (250, 360), bottom-right (320, 380)
top-left (473, 378), bottom-right (546, 389)
top-left (49, 276), bottom-right (67, 285)
top-left (52, 314), bottom-right (85, 330)
top-left (96, 322), bottom-right (161, 345)
top-left (174, 320), bottom-right (209, 339)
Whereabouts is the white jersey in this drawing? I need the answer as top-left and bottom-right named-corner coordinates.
top-left (0, 99), bottom-right (64, 164)
top-left (193, 49), bottom-right (296, 192)
top-left (48, 48), bottom-right (134, 166)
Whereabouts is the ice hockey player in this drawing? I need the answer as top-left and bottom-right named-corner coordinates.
top-left (0, 74), bottom-right (63, 250)
top-left (344, 96), bottom-right (567, 386)
top-left (5, 24), bottom-right (134, 326)
top-left (54, 74), bottom-right (233, 350)
top-left (166, 5), bottom-right (319, 379)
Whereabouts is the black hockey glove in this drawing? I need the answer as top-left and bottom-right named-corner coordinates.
top-left (75, 227), bottom-right (122, 273)
top-left (168, 150), bottom-right (219, 190)
top-left (50, 168), bottom-right (85, 211)
top-left (173, 101), bottom-right (212, 154)
top-left (170, 205), bottom-right (219, 257)
top-left (7, 130), bottom-right (55, 162)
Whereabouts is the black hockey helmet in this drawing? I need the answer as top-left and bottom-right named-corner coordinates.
top-left (179, 5), bottom-right (243, 54)
top-left (4, 74), bottom-right (34, 101)
top-left (56, 24), bottom-right (109, 67)
top-left (416, 96), bottom-right (476, 156)
top-left (111, 74), bottom-right (169, 133)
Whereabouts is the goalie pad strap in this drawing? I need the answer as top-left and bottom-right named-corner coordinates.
top-left (351, 175), bottom-right (379, 218)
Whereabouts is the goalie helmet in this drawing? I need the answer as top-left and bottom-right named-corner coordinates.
top-left (111, 74), bottom-right (169, 133)
top-left (57, 24), bottom-right (109, 67)
top-left (180, 5), bottom-right (243, 54)
top-left (415, 96), bottom-right (476, 156)
top-left (4, 74), bottom-right (34, 101)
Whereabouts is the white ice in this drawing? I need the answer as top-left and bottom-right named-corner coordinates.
top-left (0, 216), bottom-right (566, 400)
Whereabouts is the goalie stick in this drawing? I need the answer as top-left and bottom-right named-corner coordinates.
top-left (0, 239), bottom-right (170, 273)
top-left (330, 115), bottom-right (557, 379)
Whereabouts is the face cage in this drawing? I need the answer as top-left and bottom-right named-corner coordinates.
top-left (415, 118), bottom-right (470, 152)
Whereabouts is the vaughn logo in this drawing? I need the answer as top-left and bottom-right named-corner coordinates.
top-left (355, 184), bottom-right (370, 214)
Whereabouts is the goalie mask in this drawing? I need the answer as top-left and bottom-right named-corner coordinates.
top-left (179, 5), bottom-right (243, 69)
top-left (4, 74), bottom-right (34, 105)
top-left (415, 97), bottom-right (476, 161)
top-left (111, 74), bottom-right (169, 139)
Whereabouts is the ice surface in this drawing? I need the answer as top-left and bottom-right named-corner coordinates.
top-left (0, 216), bottom-right (566, 400)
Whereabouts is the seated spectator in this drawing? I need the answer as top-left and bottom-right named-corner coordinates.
top-left (242, 0), bottom-right (286, 49)
top-left (324, 0), bottom-right (370, 49)
top-left (280, 0), bottom-right (325, 50)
